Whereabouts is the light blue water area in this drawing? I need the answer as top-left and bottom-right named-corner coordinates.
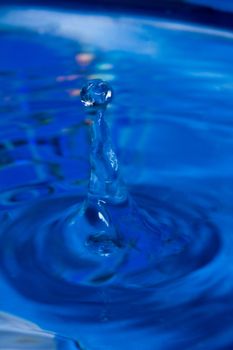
top-left (0, 7), bottom-right (233, 350)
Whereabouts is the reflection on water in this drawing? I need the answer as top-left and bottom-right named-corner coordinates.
top-left (0, 7), bottom-right (233, 350)
top-left (0, 312), bottom-right (79, 349)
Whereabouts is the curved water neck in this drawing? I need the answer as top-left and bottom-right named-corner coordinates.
top-left (88, 106), bottom-right (127, 204)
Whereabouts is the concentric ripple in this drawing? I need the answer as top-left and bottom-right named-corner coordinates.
top-left (0, 6), bottom-right (233, 350)
top-left (0, 183), bottom-right (55, 206)
top-left (0, 185), bottom-right (220, 303)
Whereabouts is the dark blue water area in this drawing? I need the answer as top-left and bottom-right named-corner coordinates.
top-left (0, 6), bottom-right (233, 350)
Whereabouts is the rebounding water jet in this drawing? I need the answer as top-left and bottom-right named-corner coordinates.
top-left (72, 79), bottom-right (129, 257)
top-left (73, 79), bottom-right (162, 261)
top-left (80, 79), bottom-right (127, 204)
top-left (0, 79), bottom-right (208, 290)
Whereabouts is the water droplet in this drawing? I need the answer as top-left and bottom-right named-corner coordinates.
top-left (80, 79), bottom-right (113, 108)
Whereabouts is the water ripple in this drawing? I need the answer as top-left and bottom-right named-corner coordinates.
top-left (0, 7), bottom-right (232, 350)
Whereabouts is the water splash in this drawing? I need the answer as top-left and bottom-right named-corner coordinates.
top-left (0, 11), bottom-right (229, 349)
top-left (0, 79), bottom-right (219, 291)
top-left (80, 79), bottom-right (126, 203)
top-left (74, 80), bottom-right (127, 259)
top-left (70, 79), bottom-right (169, 268)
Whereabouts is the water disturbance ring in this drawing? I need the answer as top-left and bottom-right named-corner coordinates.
top-left (0, 80), bottom-right (220, 303)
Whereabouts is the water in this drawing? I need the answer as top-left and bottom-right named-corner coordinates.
top-left (0, 312), bottom-right (80, 350)
top-left (0, 6), bottom-right (233, 350)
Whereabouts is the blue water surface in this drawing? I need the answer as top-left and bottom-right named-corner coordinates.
top-left (0, 6), bottom-right (233, 350)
